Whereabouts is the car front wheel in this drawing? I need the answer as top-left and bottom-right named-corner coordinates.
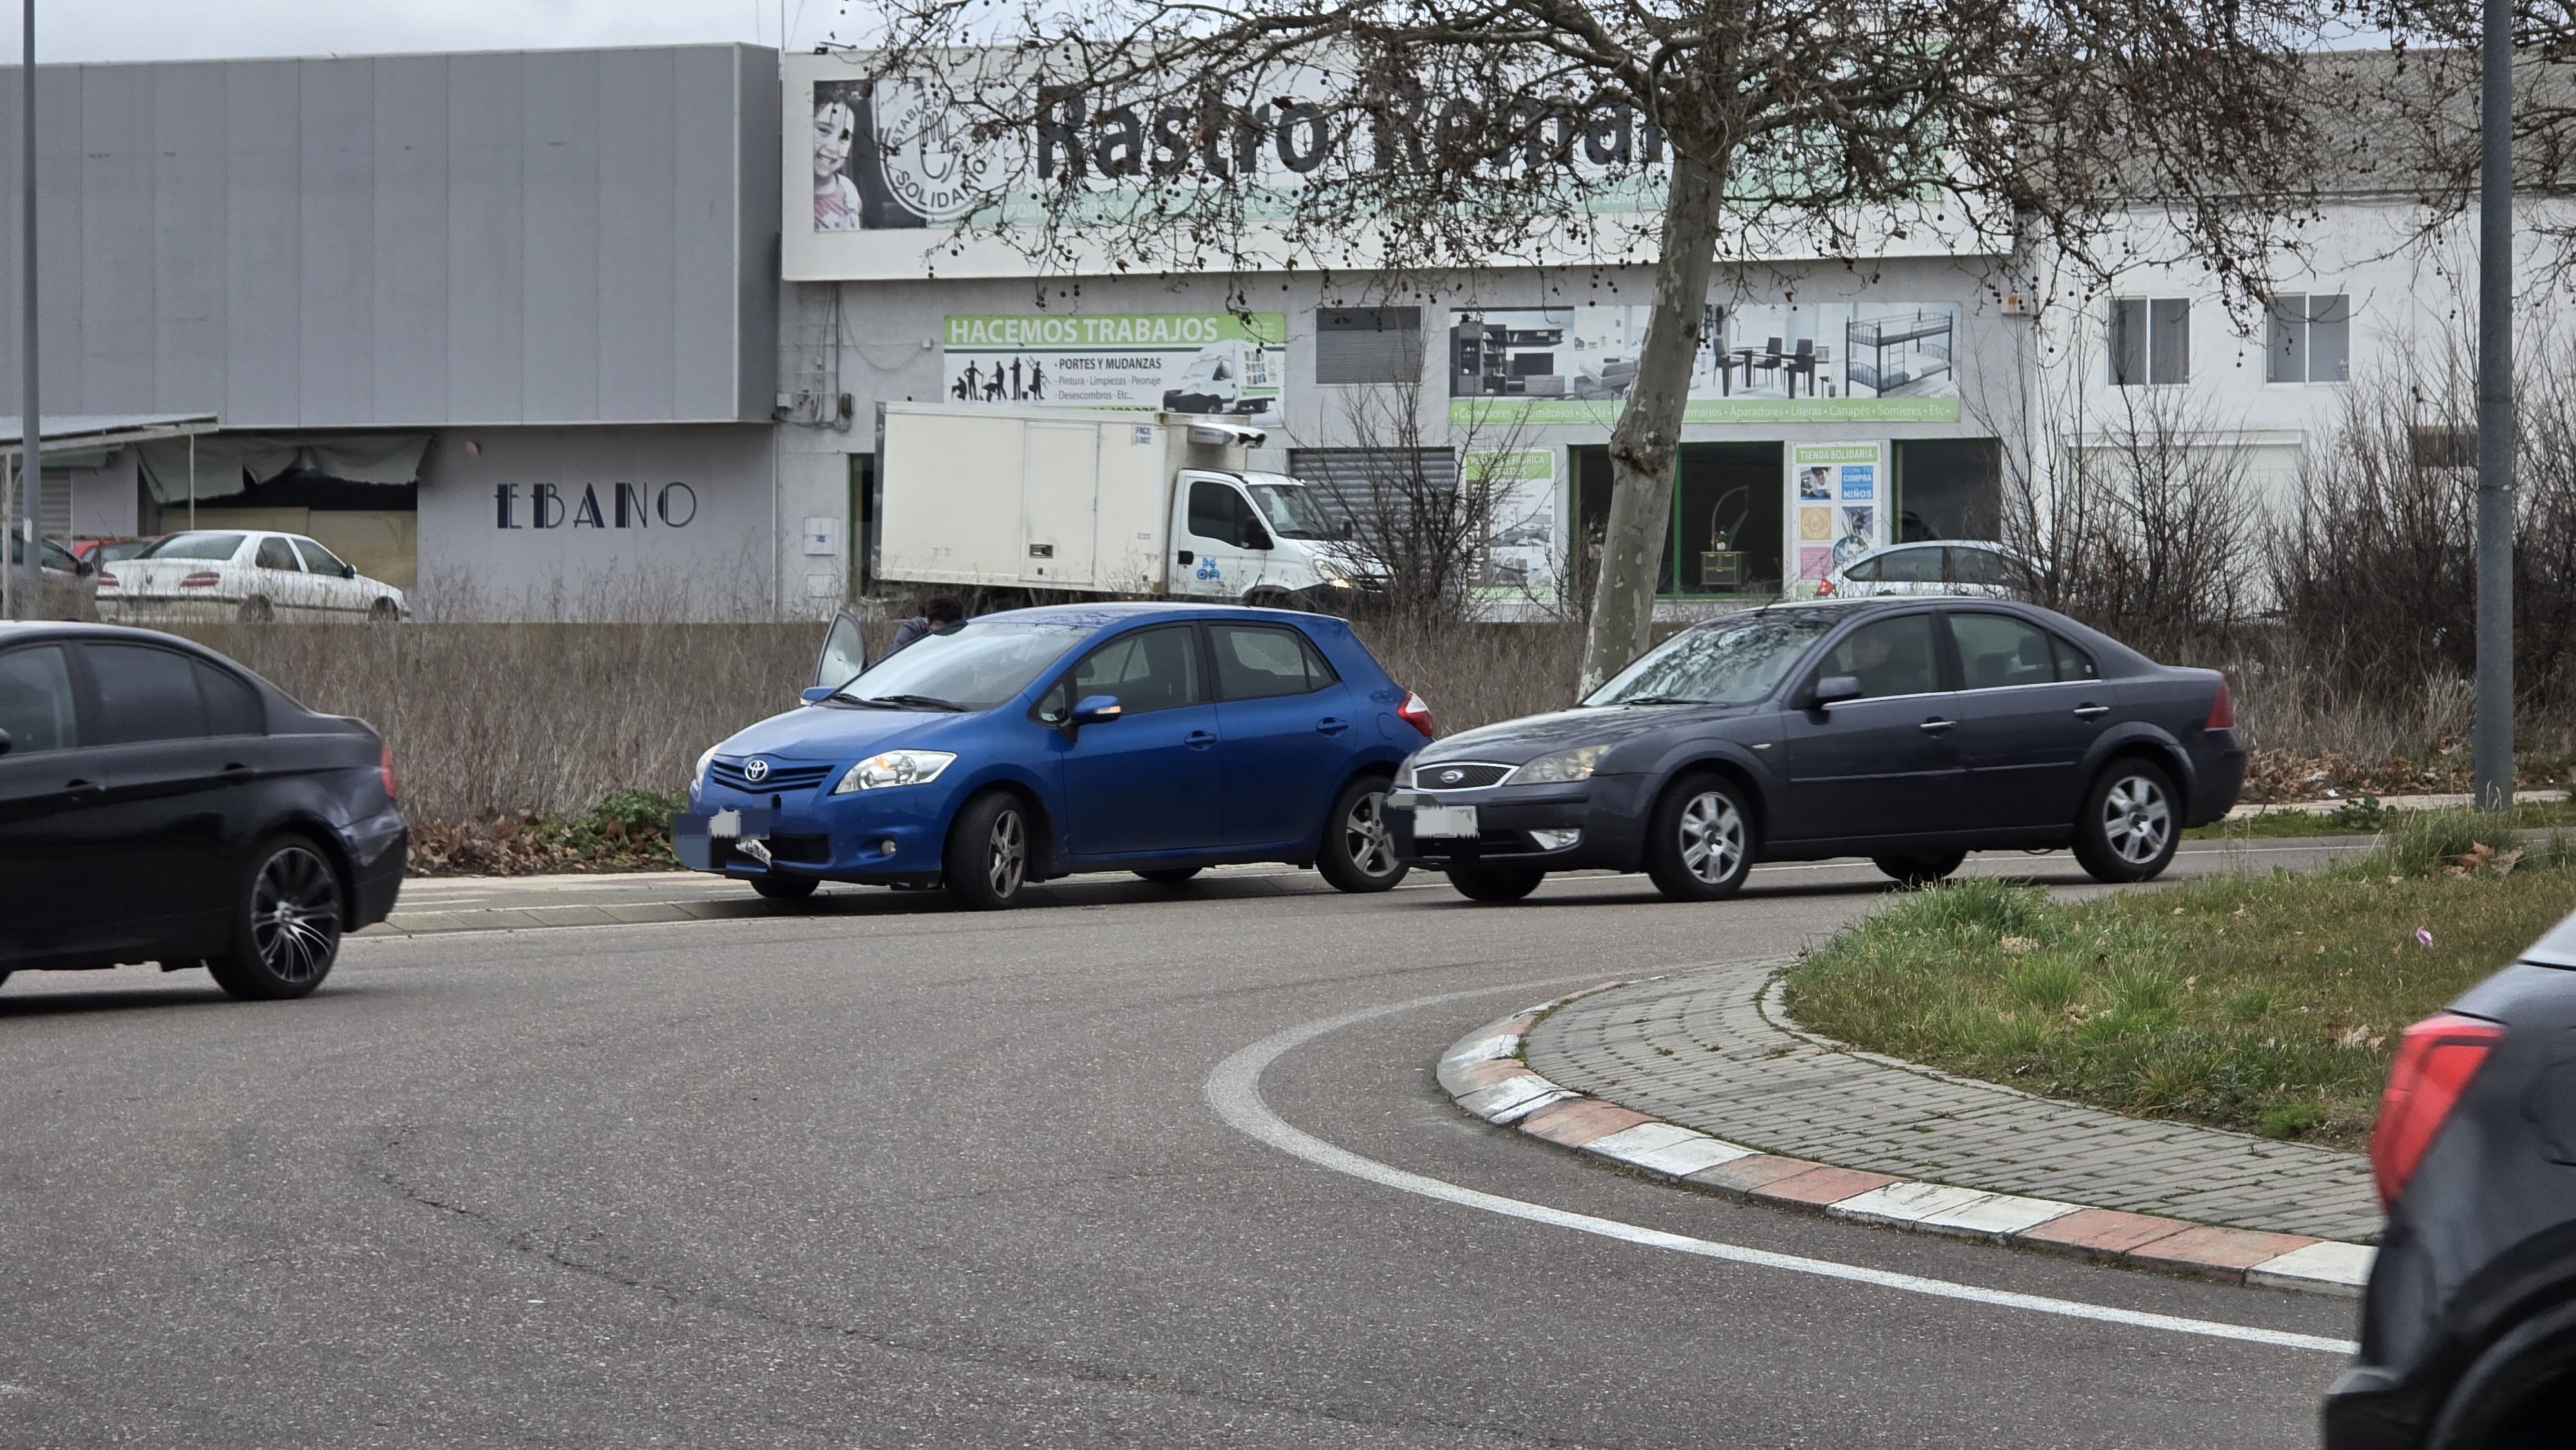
top-left (207, 836), bottom-right (345, 1001)
top-left (2072, 760), bottom-right (2180, 883)
top-left (945, 791), bottom-right (1032, 910)
top-left (1317, 776), bottom-right (1407, 893)
top-left (1643, 773), bottom-right (1754, 902)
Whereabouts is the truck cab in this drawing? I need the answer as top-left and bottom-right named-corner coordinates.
top-left (1168, 469), bottom-right (1359, 607)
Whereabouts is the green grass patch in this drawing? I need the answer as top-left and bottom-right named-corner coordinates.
top-left (2184, 795), bottom-right (2576, 840)
top-left (1781, 818), bottom-right (2576, 1149)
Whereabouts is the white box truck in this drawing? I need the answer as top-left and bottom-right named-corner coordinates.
top-left (869, 403), bottom-right (1361, 605)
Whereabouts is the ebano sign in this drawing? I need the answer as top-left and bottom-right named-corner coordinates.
top-left (494, 482), bottom-right (698, 531)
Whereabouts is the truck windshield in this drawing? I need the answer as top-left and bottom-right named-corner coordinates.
top-left (1584, 614), bottom-right (1835, 707)
top-left (835, 619), bottom-right (1089, 712)
top-left (1247, 482), bottom-right (1334, 541)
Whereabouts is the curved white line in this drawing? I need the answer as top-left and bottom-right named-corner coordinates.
top-left (1205, 984), bottom-right (2359, 1359)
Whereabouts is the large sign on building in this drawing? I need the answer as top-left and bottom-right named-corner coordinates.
top-left (939, 313), bottom-right (1287, 425)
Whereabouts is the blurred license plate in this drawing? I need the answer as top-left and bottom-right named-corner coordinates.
top-left (1413, 805), bottom-right (1478, 838)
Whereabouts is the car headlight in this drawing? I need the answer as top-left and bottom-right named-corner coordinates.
top-left (833, 749), bottom-right (958, 793)
top-left (1313, 556), bottom-right (1355, 586)
top-left (694, 745), bottom-right (718, 785)
top-left (1396, 751), bottom-right (1421, 789)
top-left (1508, 744), bottom-right (1611, 785)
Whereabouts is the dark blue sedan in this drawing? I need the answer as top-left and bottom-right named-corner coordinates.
top-left (678, 604), bottom-right (1435, 909)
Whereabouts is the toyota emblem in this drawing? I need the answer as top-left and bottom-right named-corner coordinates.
top-left (744, 758), bottom-right (770, 783)
top-left (1439, 769), bottom-right (1464, 785)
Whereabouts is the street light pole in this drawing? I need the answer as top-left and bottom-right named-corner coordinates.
top-left (15, 0), bottom-right (38, 618)
top-left (2474, 0), bottom-right (2517, 811)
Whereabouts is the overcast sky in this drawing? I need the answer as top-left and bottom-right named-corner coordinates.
top-left (29, 1), bottom-right (861, 65)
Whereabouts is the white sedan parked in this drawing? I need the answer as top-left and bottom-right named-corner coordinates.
top-left (99, 530), bottom-right (408, 623)
top-left (1819, 539), bottom-right (2029, 599)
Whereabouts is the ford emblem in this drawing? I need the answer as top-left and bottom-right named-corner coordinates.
top-left (744, 758), bottom-right (770, 783)
top-left (1439, 769), bottom-right (1464, 785)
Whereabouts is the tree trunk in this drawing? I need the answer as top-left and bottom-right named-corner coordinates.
top-left (1578, 153), bottom-right (1725, 696)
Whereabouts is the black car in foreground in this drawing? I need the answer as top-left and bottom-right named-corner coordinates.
top-left (2326, 910), bottom-right (2576, 1449)
top-left (1388, 597), bottom-right (2243, 901)
top-left (0, 622), bottom-right (406, 999)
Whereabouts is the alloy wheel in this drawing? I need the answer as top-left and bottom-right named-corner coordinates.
top-left (1343, 789), bottom-right (1398, 879)
top-left (252, 845), bottom-right (341, 984)
top-left (1677, 792), bottom-right (1745, 885)
top-left (2103, 775), bottom-right (2172, 864)
top-left (987, 809), bottom-right (1028, 898)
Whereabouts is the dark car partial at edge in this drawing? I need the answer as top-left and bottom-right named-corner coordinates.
top-left (1389, 597), bottom-right (2244, 901)
top-left (2327, 909), bottom-right (2576, 1450)
top-left (0, 622), bottom-right (406, 999)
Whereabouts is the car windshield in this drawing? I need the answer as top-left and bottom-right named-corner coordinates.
top-left (142, 532), bottom-right (248, 561)
top-left (1584, 614), bottom-right (1835, 707)
top-left (833, 619), bottom-right (1090, 711)
top-left (99, 539), bottom-right (158, 563)
top-left (1247, 482), bottom-right (1334, 541)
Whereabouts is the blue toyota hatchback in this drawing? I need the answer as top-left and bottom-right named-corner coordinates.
top-left (677, 603), bottom-right (1436, 909)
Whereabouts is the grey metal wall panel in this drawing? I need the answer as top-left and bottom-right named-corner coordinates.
top-left (444, 52), bottom-right (526, 424)
top-left (597, 48), bottom-right (677, 422)
top-left (152, 63), bottom-right (230, 415)
top-left (0, 71), bottom-right (16, 410)
top-left (299, 59), bottom-right (378, 424)
top-left (79, 67), bottom-right (156, 406)
top-left (374, 55), bottom-right (451, 423)
top-left (3, 46), bottom-right (775, 428)
top-left (224, 62), bottom-right (303, 426)
top-left (521, 50), bottom-right (601, 422)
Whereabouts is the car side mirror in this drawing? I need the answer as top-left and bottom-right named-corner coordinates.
top-left (342, 564), bottom-right (357, 579)
top-left (1810, 675), bottom-right (1864, 708)
top-left (1071, 694), bottom-right (1124, 726)
top-left (76, 559), bottom-right (95, 577)
top-left (800, 686), bottom-right (837, 703)
top-left (0, 727), bottom-right (13, 756)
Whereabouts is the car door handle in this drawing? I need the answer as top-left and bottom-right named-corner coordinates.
top-left (220, 762), bottom-right (254, 778)
top-left (62, 777), bottom-right (103, 799)
top-left (1177, 550), bottom-right (1195, 565)
top-left (1184, 730), bottom-right (1218, 749)
top-left (1918, 718), bottom-right (1956, 735)
top-left (2072, 704), bottom-right (2109, 720)
top-left (1316, 717), bottom-right (1349, 735)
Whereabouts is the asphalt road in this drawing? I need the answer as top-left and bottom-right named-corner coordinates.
top-left (1, 842), bottom-right (2370, 1449)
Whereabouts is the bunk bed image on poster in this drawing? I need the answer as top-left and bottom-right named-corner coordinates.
top-left (1843, 305), bottom-right (1957, 399)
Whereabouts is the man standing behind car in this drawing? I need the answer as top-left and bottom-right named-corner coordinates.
top-left (887, 596), bottom-right (964, 656)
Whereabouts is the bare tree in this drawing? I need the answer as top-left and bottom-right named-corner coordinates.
top-left (2360, 10), bottom-right (2576, 278)
top-left (851, 0), bottom-right (2326, 689)
top-left (1316, 373), bottom-right (1545, 622)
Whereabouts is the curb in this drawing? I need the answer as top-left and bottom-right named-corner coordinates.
top-left (1440, 986), bottom-right (2377, 1299)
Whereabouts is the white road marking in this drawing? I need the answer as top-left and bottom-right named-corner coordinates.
top-left (1205, 984), bottom-right (2360, 1359)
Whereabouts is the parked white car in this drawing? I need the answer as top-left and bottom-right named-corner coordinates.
top-left (1819, 539), bottom-right (2029, 599)
top-left (99, 530), bottom-right (408, 623)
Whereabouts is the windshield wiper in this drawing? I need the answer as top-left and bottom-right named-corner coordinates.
top-left (854, 692), bottom-right (968, 711)
top-left (1613, 694), bottom-right (1707, 706)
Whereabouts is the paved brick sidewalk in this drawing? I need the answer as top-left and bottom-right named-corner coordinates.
top-left (1523, 962), bottom-right (2383, 1243)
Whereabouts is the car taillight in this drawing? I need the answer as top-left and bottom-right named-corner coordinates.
top-left (379, 743), bottom-right (400, 802)
top-left (1397, 690), bottom-right (1436, 738)
top-left (1815, 578), bottom-right (1837, 597)
top-left (180, 570), bottom-right (220, 588)
top-left (2206, 679), bottom-right (2235, 730)
top-left (2370, 1012), bottom-right (2503, 1210)
top-left (95, 570), bottom-right (117, 587)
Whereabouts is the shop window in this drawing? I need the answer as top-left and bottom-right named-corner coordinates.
top-left (1890, 438), bottom-right (2001, 542)
top-left (1569, 443), bottom-right (1780, 598)
top-left (2267, 294), bottom-right (2350, 383)
top-left (2110, 297), bottom-right (2190, 386)
top-left (1314, 306), bottom-right (1424, 385)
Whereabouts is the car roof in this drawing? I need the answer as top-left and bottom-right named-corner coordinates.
top-left (0, 620), bottom-right (217, 646)
top-left (2527, 909), bottom-right (2576, 969)
top-left (978, 601), bottom-right (1324, 626)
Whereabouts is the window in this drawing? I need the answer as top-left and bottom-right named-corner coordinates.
top-left (0, 646), bottom-right (77, 753)
top-left (294, 538), bottom-right (351, 576)
top-left (254, 537), bottom-right (301, 572)
top-left (141, 532), bottom-right (247, 562)
top-left (1815, 614), bottom-right (1940, 699)
top-left (1587, 614), bottom-right (1834, 707)
top-left (1944, 547), bottom-right (2016, 587)
top-left (2268, 294), bottom-right (2351, 383)
top-left (1209, 624), bottom-right (1326, 701)
top-left (196, 661), bottom-right (265, 736)
top-left (2050, 634), bottom-right (2100, 681)
top-left (2110, 297), bottom-right (2190, 386)
top-left (1841, 558), bottom-right (1881, 583)
top-left (1065, 625), bottom-right (1204, 715)
top-left (85, 643), bottom-right (212, 743)
top-left (1947, 613), bottom-right (2061, 691)
top-left (1314, 306), bottom-right (1424, 385)
top-left (1872, 547), bottom-right (1946, 584)
top-left (1186, 480), bottom-right (1260, 545)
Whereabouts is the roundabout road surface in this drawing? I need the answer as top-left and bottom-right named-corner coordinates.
top-left (1, 843), bottom-right (2364, 1448)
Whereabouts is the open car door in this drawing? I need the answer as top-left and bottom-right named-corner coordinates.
top-left (813, 607), bottom-right (868, 694)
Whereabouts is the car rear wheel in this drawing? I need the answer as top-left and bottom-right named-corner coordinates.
top-left (207, 836), bottom-right (344, 1001)
top-left (1317, 776), bottom-right (1408, 893)
top-left (238, 595), bottom-right (273, 622)
top-left (945, 791), bottom-right (1031, 911)
top-left (2072, 760), bottom-right (2180, 883)
top-left (1446, 866), bottom-right (1545, 902)
top-left (367, 597), bottom-right (401, 623)
top-left (1134, 867), bottom-right (1202, 884)
top-left (1643, 773), bottom-right (1754, 902)
top-left (750, 875), bottom-right (817, 900)
top-left (1873, 852), bottom-right (1966, 889)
